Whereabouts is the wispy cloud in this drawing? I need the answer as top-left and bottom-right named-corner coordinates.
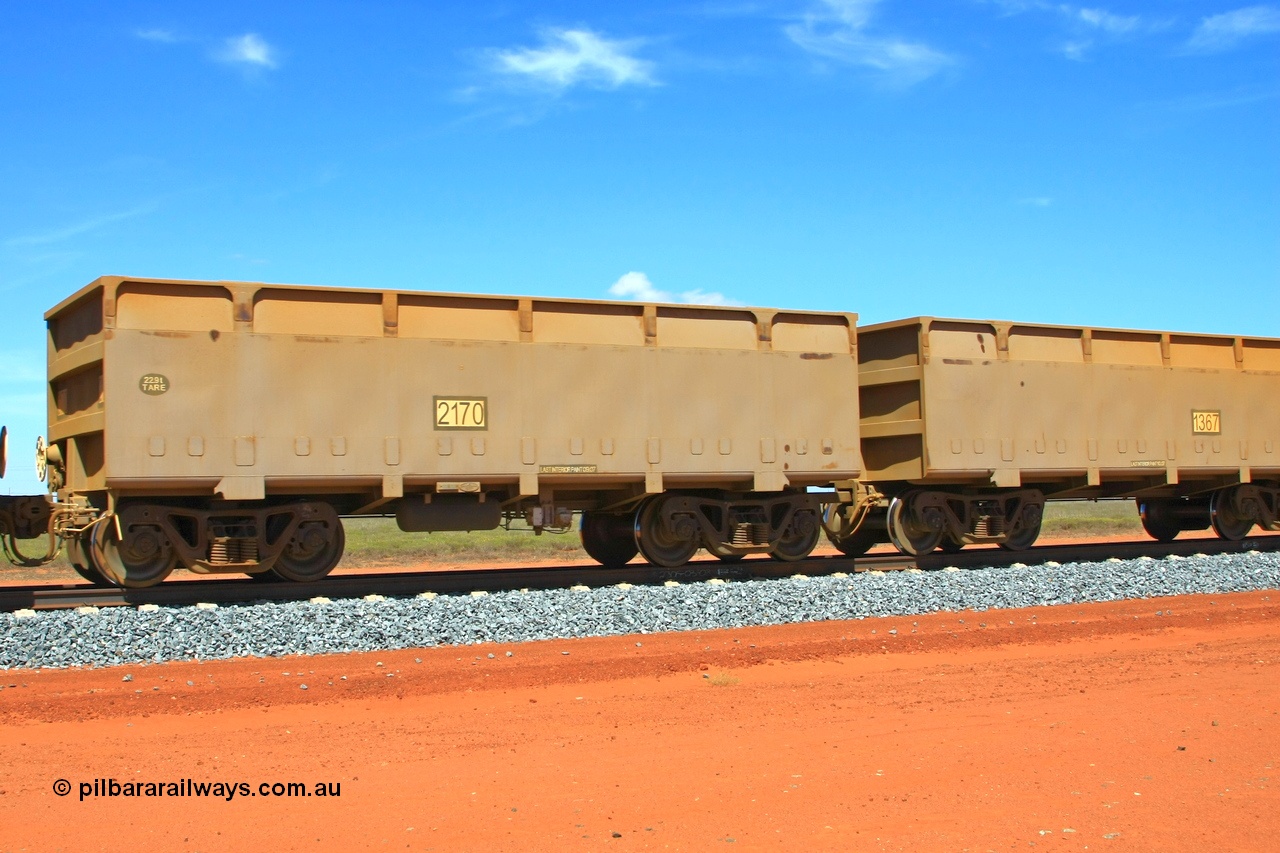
top-left (680, 288), bottom-right (739, 306)
top-left (986, 2), bottom-right (1149, 59)
top-left (135, 28), bottom-right (182, 43)
top-left (608, 272), bottom-right (739, 306)
top-left (1150, 86), bottom-right (1280, 111)
top-left (1017, 196), bottom-right (1053, 207)
top-left (491, 28), bottom-right (656, 92)
top-left (3, 205), bottom-right (155, 248)
top-left (1186, 5), bottom-right (1280, 53)
top-left (1057, 4), bottom-right (1143, 59)
top-left (1073, 7), bottom-right (1140, 34)
top-left (215, 33), bottom-right (278, 69)
top-left (785, 0), bottom-right (952, 86)
top-left (134, 27), bottom-right (281, 73)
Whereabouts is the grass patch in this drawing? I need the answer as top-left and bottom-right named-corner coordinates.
top-left (707, 672), bottom-right (740, 687)
top-left (338, 517), bottom-right (587, 568)
top-left (1041, 500), bottom-right (1144, 537)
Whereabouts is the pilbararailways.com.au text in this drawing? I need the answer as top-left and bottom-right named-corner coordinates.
top-left (57, 778), bottom-right (341, 802)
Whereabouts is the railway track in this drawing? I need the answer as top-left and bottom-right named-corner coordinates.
top-left (2, 534), bottom-right (1277, 613)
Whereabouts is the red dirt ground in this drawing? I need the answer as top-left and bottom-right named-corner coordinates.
top-left (1, 590), bottom-right (1276, 852)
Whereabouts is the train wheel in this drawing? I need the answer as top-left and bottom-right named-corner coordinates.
top-left (90, 517), bottom-right (177, 588)
top-left (1138, 499), bottom-right (1180, 543)
top-left (66, 536), bottom-right (111, 586)
top-left (771, 511), bottom-right (820, 562)
top-left (580, 510), bottom-right (640, 568)
top-left (1209, 488), bottom-right (1254, 541)
top-left (272, 515), bottom-right (345, 582)
top-left (634, 497), bottom-right (699, 568)
top-left (886, 493), bottom-right (944, 557)
top-left (998, 500), bottom-right (1044, 552)
top-left (938, 533), bottom-right (965, 554)
top-left (998, 517), bottom-right (1042, 551)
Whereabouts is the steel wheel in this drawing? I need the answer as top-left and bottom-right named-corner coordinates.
top-left (938, 533), bottom-right (965, 554)
top-left (580, 510), bottom-right (640, 568)
top-left (771, 511), bottom-right (820, 562)
top-left (66, 536), bottom-right (111, 586)
top-left (272, 516), bottom-right (345, 582)
top-left (634, 497), bottom-right (699, 568)
top-left (90, 516), bottom-right (177, 588)
top-left (1210, 489), bottom-right (1254, 541)
top-left (1138, 499), bottom-right (1180, 543)
top-left (885, 493), bottom-right (944, 557)
top-left (998, 517), bottom-right (1042, 551)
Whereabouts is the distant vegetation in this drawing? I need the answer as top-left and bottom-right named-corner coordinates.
top-left (338, 518), bottom-right (586, 568)
top-left (339, 500), bottom-right (1145, 567)
top-left (1040, 499), bottom-right (1144, 537)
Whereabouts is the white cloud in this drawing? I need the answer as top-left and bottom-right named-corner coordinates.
top-left (215, 33), bottom-right (278, 69)
top-left (610, 271), bottom-right (669, 301)
top-left (1074, 7), bottom-right (1139, 34)
top-left (1056, 4), bottom-right (1143, 59)
top-left (1186, 5), bottom-right (1280, 52)
top-left (136, 28), bottom-right (181, 43)
top-left (1154, 87), bottom-right (1280, 111)
top-left (785, 0), bottom-right (952, 86)
top-left (1017, 196), bottom-right (1053, 207)
top-left (492, 28), bottom-right (656, 91)
top-left (679, 288), bottom-right (738, 306)
top-left (1061, 39), bottom-right (1090, 60)
top-left (986, 2), bottom-right (1147, 59)
top-left (608, 272), bottom-right (738, 306)
top-left (3, 205), bottom-right (155, 248)
top-left (134, 28), bottom-right (281, 73)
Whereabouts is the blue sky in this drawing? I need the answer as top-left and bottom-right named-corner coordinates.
top-left (2, 1), bottom-right (1278, 494)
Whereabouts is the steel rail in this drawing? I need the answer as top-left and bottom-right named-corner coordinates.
top-left (2, 534), bottom-right (1277, 613)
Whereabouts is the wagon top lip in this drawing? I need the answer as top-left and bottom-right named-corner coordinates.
top-left (45, 275), bottom-right (860, 324)
top-left (859, 315), bottom-right (1279, 344)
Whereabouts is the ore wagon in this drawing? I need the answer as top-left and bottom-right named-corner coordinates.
top-left (826, 317), bottom-right (1280, 556)
top-left (42, 277), bottom-right (861, 586)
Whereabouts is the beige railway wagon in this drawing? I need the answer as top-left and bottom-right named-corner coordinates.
top-left (42, 276), bottom-right (861, 587)
top-left (826, 316), bottom-right (1280, 556)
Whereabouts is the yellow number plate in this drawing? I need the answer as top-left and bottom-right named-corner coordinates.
top-left (1191, 410), bottom-right (1221, 435)
top-left (434, 397), bottom-right (487, 430)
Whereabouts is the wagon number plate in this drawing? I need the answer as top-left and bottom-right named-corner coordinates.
top-left (1191, 410), bottom-right (1221, 435)
top-left (434, 397), bottom-right (487, 430)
